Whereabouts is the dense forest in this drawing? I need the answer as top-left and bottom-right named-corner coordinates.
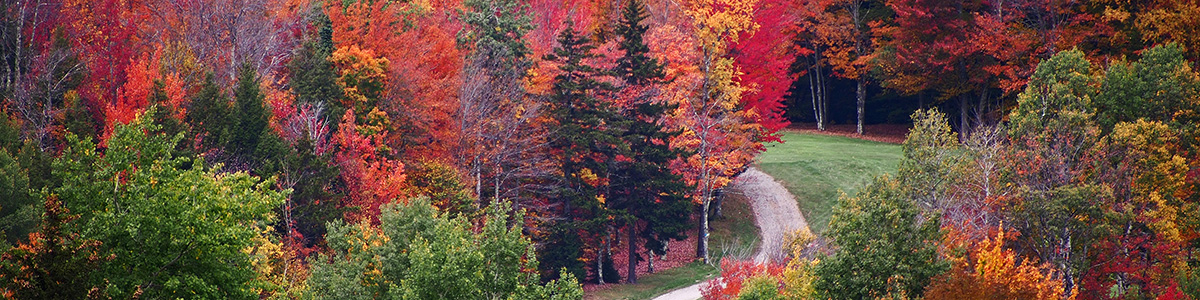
top-left (2, 0), bottom-right (1200, 299)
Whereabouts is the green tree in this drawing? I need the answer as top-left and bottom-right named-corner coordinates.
top-left (898, 108), bottom-right (962, 211)
top-left (271, 138), bottom-right (343, 248)
top-left (1096, 43), bottom-right (1200, 131)
top-left (54, 111), bottom-right (285, 299)
top-left (186, 73), bottom-right (231, 150)
top-left (0, 149), bottom-right (37, 246)
top-left (289, 10), bottom-right (342, 114)
top-left (404, 160), bottom-right (474, 216)
top-left (737, 275), bottom-right (782, 300)
top-left (545, 23), bottom-right (625, 284)
top-left (609, 0), bottom-right (692, 283)
top-left (814, 175), bottom-right (948, 299)
top-left (307, 197), bottom-right (583, 300)
top-left (1006, 49), bottom-right (1107, 295)
top-left (231, 64), bottom-right (270, 159)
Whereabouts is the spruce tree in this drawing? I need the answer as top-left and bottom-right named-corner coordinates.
top-left (609, 0), bottom-right (692, 283)
top-left (546, 23), bottom-right (624, 283)
top-left (230, 64), bottom-right (269, 159)
top-left (186, 73), bottom-right (230, 151)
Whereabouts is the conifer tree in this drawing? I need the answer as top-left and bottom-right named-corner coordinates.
top-left (230, 64), bottom-right (269, 159)
top-left (609, 0), bottom-right (691, 284)
top-left (546, 23), bottom-right (624, 284)
top-left (186, 73), bottom-right (230, 151)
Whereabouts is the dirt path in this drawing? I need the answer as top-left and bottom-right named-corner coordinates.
top-left (651, 167), bottom-right (807, 300)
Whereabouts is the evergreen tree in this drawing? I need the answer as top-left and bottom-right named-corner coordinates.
top-left (614, 0), bottom-right (665, 86)
top-left (60, 93), bottom-right (98, 145)
top-left (609, 0), bottom-right (692, 284)
top-left (147, 79), bottom-right (189, 157)
top-left (545, 23), bottom-right (624, 283)
top-left (186, 73), bottom-right (231, 151)
top-left (289, 11), bottom-right (343, 125)
top-left (230, 64), bottom-right (269, 159)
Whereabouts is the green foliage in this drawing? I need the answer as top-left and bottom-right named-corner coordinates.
top-left (1006, 48), bottom-right (1109, 294)
top-left (614, 0), bottom-right (664, 86)
top-left (737, 275), bottom-right (782, 300)
top-left (458, 0), bottom-right (534, 68)
top-left (815, 175), bottom-right (947, 300)
top-left (290, 11), bottom-right (342, 105)
top-left (898, 108), bottom-right (962, 210)
top-left (0, 112), bottom-right (19, 152)
top-left (53, 112), bottom-right (285, 299)
top-left (0, 150), bottom-right (38, 245)
top-left (1096, 43), bottom-right (1200, 130)
top-left (147, 80), bottom-right (190, 157)
top-left (186, 73), bottom-right (231, 150)
top-left (404, 160), bottom-right (474, 216)
top-left (307, 197), bottom-right (583, 300)
top-left (231, 64), bottom-right (270, 158)
top-left (274, 138), bottom-right (343, 247)
top-left (61, 92), bottom-right (98, 143)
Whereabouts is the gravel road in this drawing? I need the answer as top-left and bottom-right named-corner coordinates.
top-left (651, 167), bottom-right (808, 300)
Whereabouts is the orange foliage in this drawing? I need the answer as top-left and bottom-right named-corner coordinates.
top-left (925, 228), bottom-right (1073, 300)
top-left (327, 0), bottom-right (463, 161)
top-left (102, 47), bottom-right (187, 145)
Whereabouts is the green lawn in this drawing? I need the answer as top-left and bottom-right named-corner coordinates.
top-left (585, 189), bottom-right (758, 300)
top-left (757, 132), bottom-right (903, 233)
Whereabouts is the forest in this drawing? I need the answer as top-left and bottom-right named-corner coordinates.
top-left (1, 0), bottom-right (1199, 299)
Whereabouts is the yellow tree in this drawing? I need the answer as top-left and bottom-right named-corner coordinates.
top-left (924, 228), bottom-right (1074, 300)
top-left (673, 0), bottom-right (761, 263)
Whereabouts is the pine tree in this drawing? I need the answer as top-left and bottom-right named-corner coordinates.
top-left (186, 73), bottom-right (230, 151)
top-left (288, 13), bottom-right (343, 124)
top-left (545, 23), bottom-right (623, 284)
top-left (230, 64), bottom-right (269, 160)
top-left (614, 0), bottom-right (665, 86)
top-left (609, 0), bottom-right (692, 284)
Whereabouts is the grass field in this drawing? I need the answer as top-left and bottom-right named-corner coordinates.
top-left (584, 190), bottom-right (758, 300)
top-left (757, 131), bottom-right (903, 233)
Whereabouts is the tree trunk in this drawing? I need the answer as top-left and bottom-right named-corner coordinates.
top-left (699, 200), bottom-right (710, 263)
top-left (598, 232), bottom-right (608, 285)
top-left (959, 93), bottom-right (969, 141)
top-left (809, 61), bottom-right (821, 131)
top-left (627, 223), bottom-right (638, 284)
top-left (856, 79), bottom-right (865, 135)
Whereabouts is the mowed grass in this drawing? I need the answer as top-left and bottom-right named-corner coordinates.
top-left (757, 132), bottom-right (902, 233)
top-left (585, 191), bottom-right (759, 300)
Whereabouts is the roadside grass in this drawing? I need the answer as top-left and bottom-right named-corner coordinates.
top-left (757, 131), bottom-right (902, 234)
top-left (584, 191), bottom-right (759, 300)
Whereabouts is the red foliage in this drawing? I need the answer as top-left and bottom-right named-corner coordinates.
top-left (700, 259), bottom-right (786, 300)
top-left (327, 0), bottom-right (464, 161)
top-left (101, 47), bottom-right (186, 145)
top-left (731, 0), bottom-right (797, 143)
top-left (1082, 231), bottom-right (1187, 299)
top-left (332, 110), bottom-right (406, 223)
top-left (62, 0), bottom-right (146, 125)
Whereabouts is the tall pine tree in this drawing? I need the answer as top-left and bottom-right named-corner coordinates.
top-left (546, 23), bottom-right (624, 284)
top-left (610, 0), bottom-right (691, 283)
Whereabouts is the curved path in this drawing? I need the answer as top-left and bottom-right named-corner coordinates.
top-left (651, 167), bottom-right (808, 300)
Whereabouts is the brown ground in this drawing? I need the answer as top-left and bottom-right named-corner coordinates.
top-left (787, 123), bottom-right (911, 144)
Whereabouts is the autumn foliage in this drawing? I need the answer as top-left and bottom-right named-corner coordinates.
top-left (925, 229), bottom-right (1072, 300)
